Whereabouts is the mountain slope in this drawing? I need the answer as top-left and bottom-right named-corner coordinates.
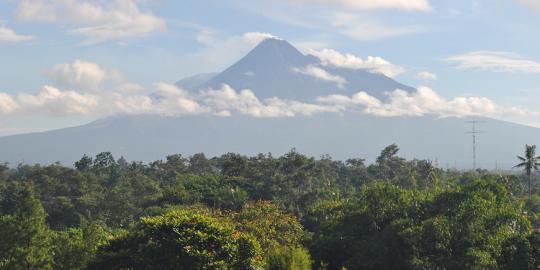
top-left (0, 113), bottom-right (537, 169)
top-left (175, 73), bottom-right (218, 90)
top-left (176, 38), bottom-right (414, 100)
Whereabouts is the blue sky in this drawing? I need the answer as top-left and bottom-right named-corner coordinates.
top-left (1, 0), bottom-right (540, 135)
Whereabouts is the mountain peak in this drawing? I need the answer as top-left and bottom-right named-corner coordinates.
top-left (255, 37), bottom-right (291, 48)
top-left (245, 38), bottom-right (307, 64)
top-left (184, 37), bottom-right (414, 100)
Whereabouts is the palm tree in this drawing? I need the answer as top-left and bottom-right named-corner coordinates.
top-left (514, 144), bottom-right (540, 197)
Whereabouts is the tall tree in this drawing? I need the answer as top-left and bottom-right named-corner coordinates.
top-left (74, 155), bottom-right (93, 171)
top-left (372, 144), bottom-right (406, 183)
top-left (514, 144), bottom-right (540, 197)
top-left (0, 183), bottom-right (53, 270)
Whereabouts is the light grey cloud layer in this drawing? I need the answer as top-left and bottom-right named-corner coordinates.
top-left (15, 0), bottom-right (166, 43)
top-left (446, 51), bottom-right (540, 73)
top-left (287, 0), bottom-right (431, 11)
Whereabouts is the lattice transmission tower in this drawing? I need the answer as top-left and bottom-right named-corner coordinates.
top-left (466, 119), bottom-right (486, 171)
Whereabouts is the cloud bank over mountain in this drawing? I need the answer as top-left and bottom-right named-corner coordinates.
top-left (0, 56), bottom-right (536, 125)
top-left (0, 37), bottom-right (538, 131)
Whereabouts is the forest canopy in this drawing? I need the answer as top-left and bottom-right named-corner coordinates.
top-left (0, 145), bottom-right (539, 269)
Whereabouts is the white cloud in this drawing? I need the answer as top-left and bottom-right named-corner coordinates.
top-left (200, 85), bottom-right (337, 117)
top-left (292, 65), bottom-right (348, 88)
top-left (116, 83), bottom-right (145, 93)
top-left (0, 77), bottom-right (336, 118)
top-left (0, 93), bottom-right (18, 114)
top-left (0, 26), bottom-right (32, 43)
top-left (16, 0), bottom-right (166, 43)
top-left (112, 84), bottom-right (205, 116)
top-left (331, 13), bottom-right (426, 40)
top-left (0, 83), bottom-right (204, 118)
top-left (317, 86), bottom-right (533, 120)
top-left (416, 71), bottom-right (438, 80)
top-left (446, 51), bottom-right (540, 73)
top-left (46, 59), bottom-right (122, 91)
top-left (2, 81), bottom-right (539, 127)
top-left (145, 83), bottom-right (205, 115)
top-left (309, 48), bottom-right (405, 77)
top-left (242, 32), bottom-right (280, 44)
top-left (16, 85), bottom-right (99, 116)
top-left (288, 0), bottom-right (431, 11)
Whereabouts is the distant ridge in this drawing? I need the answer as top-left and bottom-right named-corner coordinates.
top-left (0, 113), bottom-right (538, 169)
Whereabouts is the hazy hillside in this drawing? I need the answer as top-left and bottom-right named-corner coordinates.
top-left (0, 113), bottom-right (537, 169)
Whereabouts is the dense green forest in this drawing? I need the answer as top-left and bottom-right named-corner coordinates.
top-left (1, 144), bottom-right (539, 269)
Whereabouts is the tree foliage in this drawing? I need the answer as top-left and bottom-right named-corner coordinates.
top-left (515, 144), bottom-right (540, 197)
top-left (89, 208), bottom-right (265, 270)
top-left (0, 147), bottom-right (538, 269)
top-left (0, 183), bottom-right (53, 270)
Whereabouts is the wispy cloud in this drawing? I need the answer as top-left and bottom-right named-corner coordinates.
top-left (416, 71), bottom-right (438, 80)
top-left (292, 65), bottom-right (348, 88)
top-left (309, 48), bottom-right (405, 77)
top-left (0, 26), bottom-right (32, 43)
top-left (330, 13), bottom-right (427, 40)
top-left (15, 0), bottom-right (166, 43)
top-left (446, 51), bottom-right (540, 73)
top-left (230, 3), bottom-right (428, 42)
top-left (287, 0), bottom-right (432, 11)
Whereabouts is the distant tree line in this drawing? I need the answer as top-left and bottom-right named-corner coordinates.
top-left (0, 144), bottom-right (539, 269)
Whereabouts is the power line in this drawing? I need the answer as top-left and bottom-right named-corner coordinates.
top-left (466, 119), bottom-right (486, 171)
